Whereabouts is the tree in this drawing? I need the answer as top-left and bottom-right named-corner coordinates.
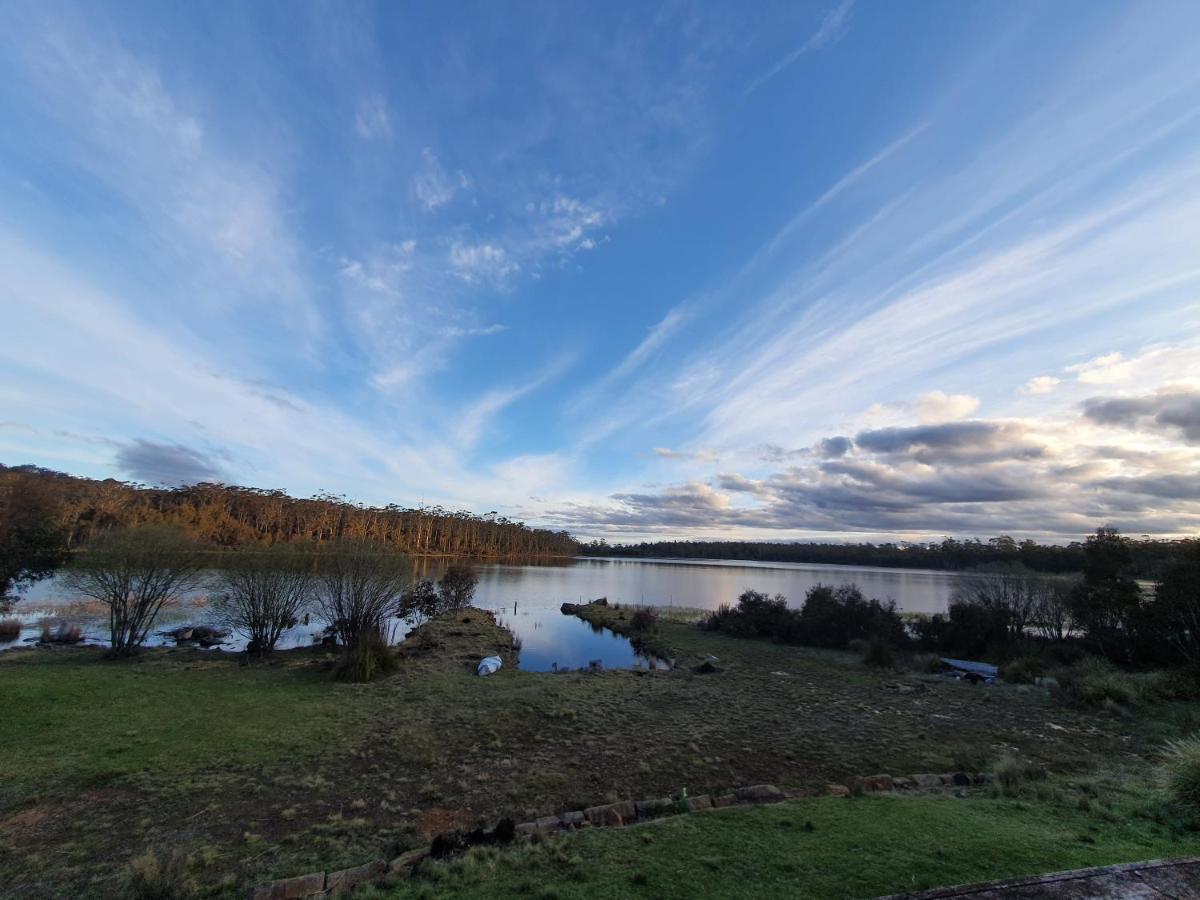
top-left (398, 579), bottom-right (442, 627)
top-left (63, 525), bottom-right (204, 657)
top-left (0, 474), bottom-right (68, 608)
top-left (211, 546), bottom-right (316, 658)
top-left (1069, 526), bottom-right (1144, 662)
top-left (313, 540), bottom-right (409, 650)
top-left (437, 563), bottom-right (479, 611)
top-left (1153, 541), bottom-right (1200, 667)
top-left (1030, 575), bottom-right (1077, 642)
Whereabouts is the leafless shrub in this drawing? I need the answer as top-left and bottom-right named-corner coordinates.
top-left (63, 525), bottom-right (204, 657)
top-left (313, 540), bottom-right (409, 650)
top-left (211, 545), bottom-right (315, 658)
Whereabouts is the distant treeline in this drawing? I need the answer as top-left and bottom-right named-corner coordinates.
top-left (1, 465), bottom-right (578, 558)
top-left (578, 536), bottom-right (1191, 578)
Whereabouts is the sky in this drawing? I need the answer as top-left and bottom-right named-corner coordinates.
top-left (1, 0), bottom-right (1199, 544)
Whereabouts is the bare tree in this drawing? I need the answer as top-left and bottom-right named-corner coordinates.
top-left (63, 525), bottom-right (204, 657)
top-left (954, 565), bottom-right (1077, 643)
top-left (211, 545), bottom-right (315, 658)
top-left (1030, 575), bottom-right (1077, 641)
top-left (313, 540), bottom-right (409, 648)
top-left (437, 563), bottom-right (479, 611)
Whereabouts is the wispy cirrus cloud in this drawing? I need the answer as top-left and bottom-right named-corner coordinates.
top-left (745, 0), bottom-right (855, 94)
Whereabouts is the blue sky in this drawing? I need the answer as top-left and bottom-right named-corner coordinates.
top-left (2, 0), bottom-right (1199, 542)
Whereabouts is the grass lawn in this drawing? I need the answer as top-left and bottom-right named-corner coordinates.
top-left (1, 608), bottom-right (1198, 897)
top-left (374, 791), bottom-right (1200, 899)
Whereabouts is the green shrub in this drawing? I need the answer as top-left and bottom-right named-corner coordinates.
top-left (862, 638), bottom-right (895, 668)
top-left (335, 631), bottom-right (397, 683)
top-left (910, 653), bottom-right (944, 674)
top-left (999, 656), bottom-right (1046, 684)
top-left (630, 609), bottom-right (658, 632)
top-left (1161, 733), bottom-right (1200, 812)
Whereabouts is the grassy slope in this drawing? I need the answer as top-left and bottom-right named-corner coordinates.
top-left (1, 611), bottom-right (1198, 897)
top-left (376, 792), bottom-right (1198, 899)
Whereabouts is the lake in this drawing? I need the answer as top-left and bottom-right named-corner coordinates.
top-left (2, 556), bottom-right (964, 669)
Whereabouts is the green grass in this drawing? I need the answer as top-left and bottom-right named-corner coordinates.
top-left (0, 649), bottom-right (351, 793)
top-left (2, 610), bottom-right (1199, 898)
top-left (378, 792), bottom-right (1200, 899)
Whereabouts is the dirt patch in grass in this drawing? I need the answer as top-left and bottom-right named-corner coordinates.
top-left (415, 808), bottom-right (476, 840)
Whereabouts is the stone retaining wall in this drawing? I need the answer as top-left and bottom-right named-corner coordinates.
top-left (248, 772), bottom-right (991, 899)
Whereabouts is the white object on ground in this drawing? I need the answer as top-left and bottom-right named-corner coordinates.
top-left (476, 655), bottom-right (503, 676)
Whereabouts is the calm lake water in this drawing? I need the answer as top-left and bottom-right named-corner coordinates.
top-left (3, 556), bottom-right (964, 670)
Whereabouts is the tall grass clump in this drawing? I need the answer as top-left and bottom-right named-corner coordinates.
top-left (1161, 734), bottom-right (1200, 812)
top-left (334, 629), bottom-right (397, 683)
top-left (126, 849), bottom-right (195, 899)
top-left (994, 755), bottom-right (1048, 797)
top-left (0, 618), bottom-right (20, 641)
top-left (39, 621), bottom-right (83, 644)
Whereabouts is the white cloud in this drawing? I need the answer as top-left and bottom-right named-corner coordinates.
top-left (354, 95), bottom-right (391, 139)
top-left (447, 241), bottom-right (518, 283)
top-left (916, 390), bottom-right (980, 422)
top-left (746, 0), bottom-right (855, 94)
top-left (653, 447), bottom-right (720, 462)
top-left (414, 148), bottom-right (467, 212)
top-left (1020, 375), bottom-right (1061, 395)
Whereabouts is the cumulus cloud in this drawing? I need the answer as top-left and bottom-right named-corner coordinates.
top-left (814, 435), bottom-right (852, 458)
top-left (916, 390), bottom-right (980, 422)
top-left (1082, 388), bottom-right (1200, 444)
top-left (115, 439), bottom-right (227, 486)
top-left (1065, 351), bottom-right (1154, 384)
top-left (1020, 376), bottom-right (1060, 396)
top-left (853, 421), bottom-right (1043, 464)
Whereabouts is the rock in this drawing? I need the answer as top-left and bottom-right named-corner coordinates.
top-left (634, 798), bottom-right (673, 819)
top-left (691, 660), bottom-right (720, 674)
top-left (686, 795), bottom-right (713, 812)
top-left (560, 810), bottom-right (585, 828)
top-left (951, 772), bottom-right (972, 787)
top-left (912, 774), bottom-right (943, 789)
top-left (599, 807), bottom-right (624, 826)
top-left (325, 860), bottom-right (385, 894)
top-left (892, 776), bottom-right (916, 791)
top-left (583, 803), bottom-right (628, 827)
top-left (974, 772), bottom-right (994, 786)
top-left (735, 785), bottom-right (785, 804)
top-left (863, 775), bottom-right (894, 793)
top-left (826, 784), bottom-right (850, 797)
top-left (535, 815), bottom-right (562, 832)
top-left (939, 774), bottom-right (957, 786)
top-left (883, 681), bottom-right (924, 694)
top-left (1036, 676), bottom-right (1061, 690)
top-left (249, 872), bottom-right (325, 900)
top-left (516, 822), bottom-right (538, 836)
top-left (389, 847), bottom-right (430, 872)
top-left (610, 800), bottom-right (636, 821)
top-left (713, 794), bottom-right (736, 808)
